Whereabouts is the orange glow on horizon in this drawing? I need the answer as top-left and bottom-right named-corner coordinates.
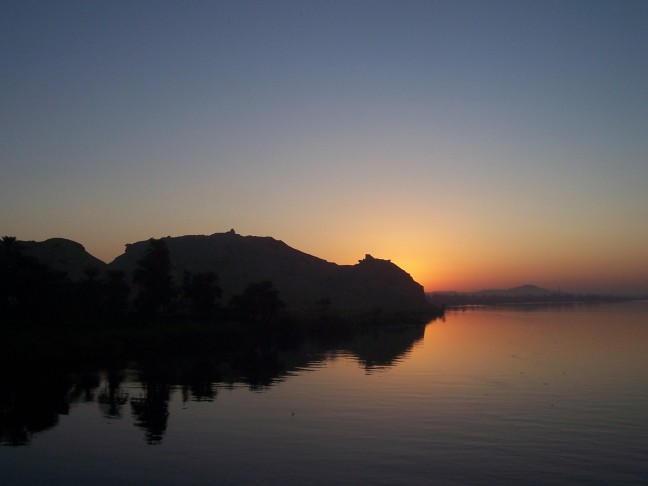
top-left (18, 225), bottom-right (648, 296)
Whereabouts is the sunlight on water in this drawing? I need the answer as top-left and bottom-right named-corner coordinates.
top-left (2, 302), bottom-right (648, 484)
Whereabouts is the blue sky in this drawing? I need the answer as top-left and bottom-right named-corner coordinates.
top-left (2, 0), bottom-right (647, 293)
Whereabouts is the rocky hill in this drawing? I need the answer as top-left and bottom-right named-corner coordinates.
top-left (108, 231), bottom-right (431, 312)
top-left (19, 238), bottom-right (107, 280)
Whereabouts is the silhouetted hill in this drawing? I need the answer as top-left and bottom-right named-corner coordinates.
top-left (427, 284), bottom-right (633, 306)
top-left (109, 231), bottom-right (431, 313)
top-left (19, 238), bottom-right (107, 280)
top-left (472, 285), bottom-right (557, 296)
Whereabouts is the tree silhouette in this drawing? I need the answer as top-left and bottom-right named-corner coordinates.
top-left (228, 280), bottom-right (285, 323)
top-left (180, 270), bottom-right (222, 319)
top-left (0, 236), bottom-right (71, 322)
top-left (133, 239), bottom-right (175, 317)
top-left (0, 236), bottom-right (19, 316)
top-left (103, 270), bottom-right (130, 317)
top-left (76, 267), bottom-right (103, 317)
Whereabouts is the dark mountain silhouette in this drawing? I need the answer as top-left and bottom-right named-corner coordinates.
top-left (19, 238), bottom-right (107, 280)
top-left (471, 284), bottom-right (557, 296)
top-left (427, 284), bottom-right (633, 306)
top-left (108, 231), bottom-right (431, 312)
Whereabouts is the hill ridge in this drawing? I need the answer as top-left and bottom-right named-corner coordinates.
top-left (15, 231), bottom-right (431, 313)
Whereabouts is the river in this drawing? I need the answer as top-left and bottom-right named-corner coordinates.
top-left (2, 302), bottom-right (648, 484)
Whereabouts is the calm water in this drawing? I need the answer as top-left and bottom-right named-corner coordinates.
top-left (2, 302), bottom-right (648, 484)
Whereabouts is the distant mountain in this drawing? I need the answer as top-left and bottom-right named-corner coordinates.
top-left (105, 231), bottom-right (432, 313)
top-left (19, 238), bottom-right (107, 280)
top-left (426, 284), bottom-right (632, 306)
top-left (471, 285), bottom-right (558, 296)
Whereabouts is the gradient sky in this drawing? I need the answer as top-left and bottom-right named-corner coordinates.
top-left (2, 0), bottom-right (647, 294)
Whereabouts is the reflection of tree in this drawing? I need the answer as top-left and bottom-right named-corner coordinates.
top-left (234, 347), bottom-right (288, 390)
top-left (0, 373), bottom-right (71, 446)
top-left (67, 372), bottom-right (100, 402)
top-left (130, 382), bottom-right (171, 445)
top-left (97, 370), bottom-right (129, 418)
top-left (182, 382), bottom-right (217, 402)
top-left (1, 317), bottom-right (438, 446)
top-left (180, 361), bottom-right (220, 402)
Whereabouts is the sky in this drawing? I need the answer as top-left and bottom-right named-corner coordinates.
top-left (2, 0), bottom-right (648, 294)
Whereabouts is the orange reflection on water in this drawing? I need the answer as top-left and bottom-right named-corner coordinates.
top-left (420, 303), bottom-right (648, 388)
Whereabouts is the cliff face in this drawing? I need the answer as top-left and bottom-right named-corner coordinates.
top-left (108, 231), bottom-right (431, 312)
top-left (326, 255), bottom-right (428, 311)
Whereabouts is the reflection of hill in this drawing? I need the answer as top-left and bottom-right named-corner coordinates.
top-left (338, 324), bottom-right (426, 371)
top-left (0, 372), bottom-right (71, 446)
top-left (1, 316), bottom-right (438, 446)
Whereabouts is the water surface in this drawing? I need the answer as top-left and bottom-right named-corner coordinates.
top-left (2, 302), bottom-right (648, 484)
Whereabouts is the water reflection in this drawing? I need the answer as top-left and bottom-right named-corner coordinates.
top-left (3, 304), bottom-right (648, 483)
top-left (97, 369), bottom-right (129, 418)
top-left (344, 324), bottom-right (425, 372)
top-left (131, 382), bottom-right (171, 445)
top-left (0, 319), bottom-right (430, 446)
top-left (0, 372), bottom-right (71, 446)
